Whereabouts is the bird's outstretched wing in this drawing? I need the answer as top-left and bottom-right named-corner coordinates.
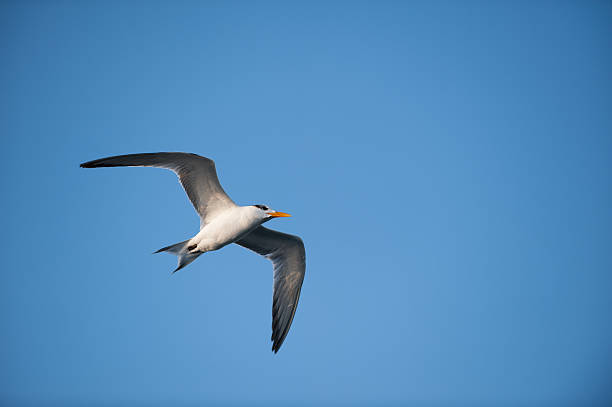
top-left (80, 152), bottom-right (236, 225)
top-left (235, 226), bottom-right (306, 353)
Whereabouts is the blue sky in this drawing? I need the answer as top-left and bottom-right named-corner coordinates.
top-left (1, 1), bottom-right (611, 405)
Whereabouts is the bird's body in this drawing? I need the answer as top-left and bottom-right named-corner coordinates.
top-left (80, 152), bottom-right (305, 353)
top-left (191, 205), bottom-right (265, 252)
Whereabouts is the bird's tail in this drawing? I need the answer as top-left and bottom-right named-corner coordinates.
top-left (154, 239), bottom-right (202, 273)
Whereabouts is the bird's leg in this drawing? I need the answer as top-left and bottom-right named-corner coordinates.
top-left (187, 243), bottom-right (207, 255)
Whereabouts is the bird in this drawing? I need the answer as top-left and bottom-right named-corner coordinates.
top-left (80, 152), bottom-right (305, 353)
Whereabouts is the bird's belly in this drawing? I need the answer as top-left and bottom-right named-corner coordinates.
top-left (193, 215), bottom-right (258, 252)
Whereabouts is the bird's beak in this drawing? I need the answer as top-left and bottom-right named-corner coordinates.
top-left (268, 211), bottom-right (291, 218)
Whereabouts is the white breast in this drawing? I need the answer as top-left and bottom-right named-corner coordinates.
top-left (192, 206), bottom-right (261, 252)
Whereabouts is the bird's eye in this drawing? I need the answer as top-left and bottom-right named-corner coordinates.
top-left (254, 204), bottom-right (268, 210)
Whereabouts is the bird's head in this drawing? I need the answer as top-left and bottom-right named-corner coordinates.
top-left (252, 204), bottom-right (291, 221)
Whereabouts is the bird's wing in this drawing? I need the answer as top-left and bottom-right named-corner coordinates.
top-left (235, 226), bottom-right (306, 353)
top-left (80, 152), bottom-right (236, 224)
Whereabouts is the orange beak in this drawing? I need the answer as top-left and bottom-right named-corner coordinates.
top-left (268, 211), bottom-right (291, 218)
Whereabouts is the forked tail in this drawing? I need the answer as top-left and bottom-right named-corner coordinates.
top-left (154, 239), bottom-right (202, 273)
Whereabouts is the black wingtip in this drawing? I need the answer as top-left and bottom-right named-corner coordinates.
top-left (80, 157), bottom-right (114, 168)
top-left (80, 160), bottom-right (97, 168)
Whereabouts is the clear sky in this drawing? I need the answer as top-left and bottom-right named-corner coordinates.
top-left (1, 1), bottom-right (611, 406)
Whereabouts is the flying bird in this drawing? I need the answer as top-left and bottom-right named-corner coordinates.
top-left (80, 152), bottom-right (305, 353)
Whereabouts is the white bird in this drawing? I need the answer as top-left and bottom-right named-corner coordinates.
top-left (80, 152), bottom-right (305, 353)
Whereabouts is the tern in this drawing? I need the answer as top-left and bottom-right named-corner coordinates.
top-left (80, 152), bottom-right (305, 353)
